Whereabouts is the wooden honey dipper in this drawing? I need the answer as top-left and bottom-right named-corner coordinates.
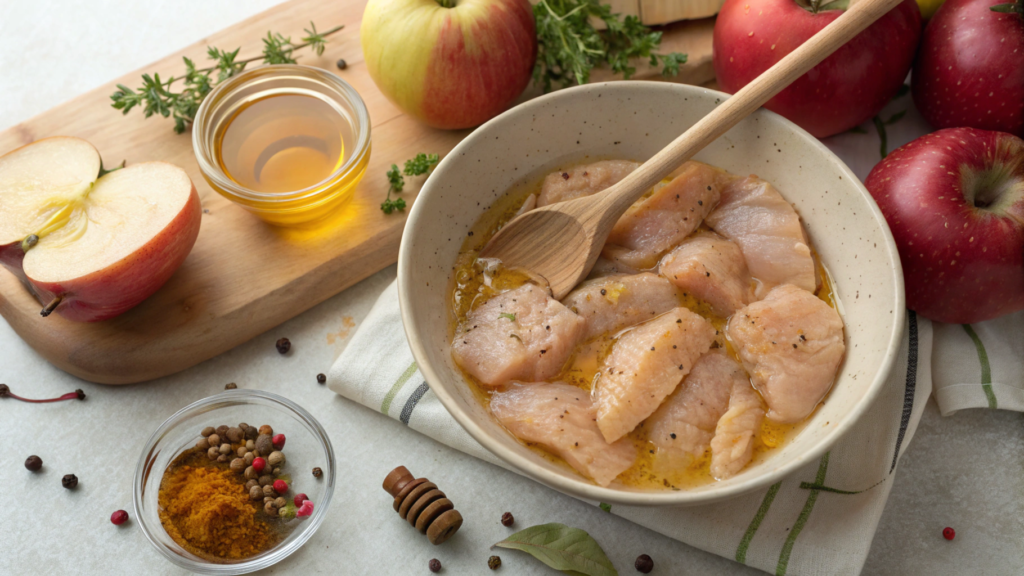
top-left (382, 466), bottom-right (464, 545)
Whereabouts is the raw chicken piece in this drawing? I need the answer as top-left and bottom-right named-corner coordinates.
top-left (595, 307), bottom-right (716, 443)
top-left (491, 382), bottom-right (637, 487)
top-left (710, 378), bottom-right (765, 480)
top-left (537, 160), bottom-right (639, 207)
top-left (704, 175), bottom-right (816, 297)
top-left (587, 257), bottom-right (638, 279)
top-left (659, 231), bottom-right (755, 317)
top-left (453, 284), bottom-right (585, 387)
top-left (603, 161), bottom-right (733, 270)
top-left (646, 351), bottom-right (746, 472)
top-left (513, 193), bottom-right (537, 217)
top-left (562, 273), bottom-right (682, 341)
top-left (726, 284), bottom-right (845, 423)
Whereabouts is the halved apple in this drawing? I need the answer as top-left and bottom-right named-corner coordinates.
top-left (0, 136), bottom-right (201, 322)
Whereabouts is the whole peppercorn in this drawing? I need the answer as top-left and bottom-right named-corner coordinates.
top-left (501, 512), bottom-right (514, 527)
top-left (227, 427), bottom-right (243, 443)
top-left (274, 497), bottom-right (287, 509)
top-left (273, 467), bottom-right (282, 476)
top-left (207, 447), bottom-right (220, 460)
top-left (250, 486), bottom-right (263, 501)
top-left (246, 439), bottom-right (255, 451)
top-left (252, 457), bottom-right (267, 474)
top-left (207, 433), bottom-right (221, 447)
top-left (62, 474), bottom-right (79, 489)
top-left (943, 527), bottom-right (956, 540)
top-left (217, 454), bottom-right (229, 463)
top-left (201, 426), bottom-right (215, 437)
top-left (272, 433), bottom-right (286, 450)
top-left (275, 338), bottom-right (291, 354)
top-left (312, 467), bottom-right (323, 479)
top-left (255, 435), bottom-right (274, 456)
top-left (273, 479), bottom-right (288, 494)
top-left (218, 443), bottom-right (232, 455)
top-left (634, 554), bottom-right (654, 573)
top-left (216, 425), bottom-right (229, 436)
top-left (244, 452), bottom-right (255, 465)
top-left (238, 422), bottom-right (250, 432)
top-left (230, 458), bottom-right (246, 473)
top-left (245, 466), bottom-right (258, 480)
top-left (237, 446), bottom-right (248, 458)
top-left (259, 474), bottom-right (274, 487)
top-left (245, 479), bottom-right (259, 491)
top-left (244, 426), bottom-right (259, 441)
top-left (429, 558), bottom-right (442, 573)
top-left (225, 382), bottom-right (237, 390)
top-left (487, 555), bottom-right (501, 570)
top-left (294, 493), bottom-right (309, 507)
top-left (110, 510), bottom-right (129, 526)
top-left (196, 438), bottom-right (210, 450)
top-left (336, 58), bottom-right (347, 70)
top-left (25, 455), bottom-right (43, 472)
top-left (317, 373), bottom-right (326, 384)
top-left (279, 505), bottom-right (297, 520)
top-left (263, 485), bottom-right (277, 498)
top-left (75, 389), bottom-right (86, 400)
top-left (258, 424), bottom-right (274, 436)
top-left (268, 451), bottom-right (286, 467)
top-left (264, 500), bottom-right (279, 517)
top-left (0, 383), bottom-right (9, 396)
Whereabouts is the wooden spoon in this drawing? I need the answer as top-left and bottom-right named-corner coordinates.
top-left (480, 0), bottom-right (904, 299)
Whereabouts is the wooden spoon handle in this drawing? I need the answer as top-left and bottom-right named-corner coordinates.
top-left (600, 0), bottom-right (905, 216)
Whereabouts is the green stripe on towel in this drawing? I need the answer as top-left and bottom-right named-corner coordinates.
top-left (962, 324), bottom-right (997, 409)
top-left (776, 452), bottom-right (830, 576)
top-left (736, 481), bottom-right (782, 564)
top-left (381, 361), bottom-right (418, 415)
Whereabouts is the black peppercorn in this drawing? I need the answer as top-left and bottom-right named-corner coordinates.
top-left (488, 556), bottom-right (501, 570)
top-left (429, 558), bottom-right (442, 573)
top-left (225, 382), bottom-right (237, 390)
top-left (501, 512), bottom-right (514, 527)
top-left (336, 58), bottom-right (347, 70)
top-left (316, 373), bottom-right (326, 384)
top-left (62, 474), bottom-right (79, 489)
top-left (75, 389), bottom-right (86, 400)
top-left (635, 554), bottom-right (654, 573)
top-left (25, 455), bottom-right (43, 472)
top-left (312, 467), bottom-right (323, 478)
top-left (0, 383), bottom-right (8, 396)
top-left (276, 338), bottom-right (291, 354)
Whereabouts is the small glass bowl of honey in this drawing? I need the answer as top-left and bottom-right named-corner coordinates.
top-left (192, 65), bottom-right (370, 226)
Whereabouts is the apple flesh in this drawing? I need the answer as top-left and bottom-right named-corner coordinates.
top-left (865, 127), bottom-right (1024, 324)
top-left (361, 0), bottom-right (536, 130)
top-left (0, 137), bottom-right (201, 322)
top-left (912, 0), bottom-right (1024, 137)
top-left (713, 0), bottom-right (922, 138)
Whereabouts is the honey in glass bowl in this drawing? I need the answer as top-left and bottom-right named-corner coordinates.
top-left (192, 65), bottom-right (371, 227)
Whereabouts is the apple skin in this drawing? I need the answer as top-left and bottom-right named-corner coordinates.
top-left (713, 0), bottom-right (922, 138)
top-left (361, 0), bottom-right (536, 130)
top-left (912, 0), bottom-right (1024, 137)
top-left (865, 128), bottom-right (1024, 324)
top-left (31, 178), bottom-right (202, 322)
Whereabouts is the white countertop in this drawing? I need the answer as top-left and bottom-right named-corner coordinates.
top-left (2, 2), bottom-right (1021, 574)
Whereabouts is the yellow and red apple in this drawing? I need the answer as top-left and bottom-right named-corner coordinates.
top-left (0, 137), bottom-right (202, 322)
top-left (361, 0), bottom-right (536, 130)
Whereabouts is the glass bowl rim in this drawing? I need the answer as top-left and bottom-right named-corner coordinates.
top-left (132, 389), bottom-right (336, 575)
top-left (191, 64), bottom-right (371, 204)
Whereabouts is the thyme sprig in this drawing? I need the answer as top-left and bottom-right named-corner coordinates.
top-left (110, 22), bottom-right (344, 134)
top-left (381, 153), bottom-right (441, 214)
top-left (533, 0), bottom-right (687, 92)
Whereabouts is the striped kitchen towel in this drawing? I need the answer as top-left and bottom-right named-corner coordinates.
top-left (931, 312), bottom-right (1024, 415)
top-left (329, 280), bottom-right (935, 576)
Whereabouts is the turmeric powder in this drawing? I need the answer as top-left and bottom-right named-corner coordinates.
top-left (158, 454), bottom-right (280, 561)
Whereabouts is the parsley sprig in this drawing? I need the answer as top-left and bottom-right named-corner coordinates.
top-left (110, 22), bottom-right (344, 134)
top-left (381, 153), bottom-right (441, 214)
top-left (533, 0), bottom-right (688, 92)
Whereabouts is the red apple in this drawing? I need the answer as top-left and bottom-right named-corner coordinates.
top-left (912, 0), bottom-right (1024, 137)
top-left (865, 127), bottom-right (1024, 323)
top-left (713, 0), bottom-right (922, 138)
top-left (361, 0), bottom-right (536, 130)
top-left (0, 137), bottom-right (202, 322)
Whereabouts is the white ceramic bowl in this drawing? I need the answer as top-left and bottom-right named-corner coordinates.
top-left (398, 82), bottom-right (904, 506)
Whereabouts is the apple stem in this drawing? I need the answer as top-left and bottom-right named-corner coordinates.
top-left (40, 296), bottom-right (62, 318)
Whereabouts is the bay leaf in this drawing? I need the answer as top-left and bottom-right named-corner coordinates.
top-left (493, 523), bottom-right (618, 576)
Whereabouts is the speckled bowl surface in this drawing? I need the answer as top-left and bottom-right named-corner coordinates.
top-left (398, 82), bottom-right (905, 506)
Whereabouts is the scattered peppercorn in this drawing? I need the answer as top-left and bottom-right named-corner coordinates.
top-left (336, 58), bottom-right (347, 70)
top-left (276, 338), bottom-right (291, 354)
top-left (635, 554), bottom-right (654, 573)
top-left (25, 455), bottom-right (43, 472)
top-left (259, 424), bottom-right (274, 436)
top-left (312, 467), bottom-right (323, 478)
top-left (0, 383), bottom-right (8, 396)
top-left (272, 434), bottom-right (286, 450)
top-left (488, 555), bottom-right (501, 570)
top-left (501, 512), bottom-right (514, 527)
top-left (255, 434), bottom-right (274, 456)
top-left (201, 426), bottom-right (215, 437)
top-left (273, 479), bottom-right (288, 494)
top-left (316, 373), bottom-right (326, 384)
top-left (294, 493), bottom-right (309, 507)
top-left (62, 474), bottom-right (79, 489)
top-left (252, 457), bottom-right (267, 474)
top-left (943, 527), bottom-right (956, 540)
top-left (225, 382), bottom-right (237, 390)
top-left (429, 558), bottom-right (442, 573)
top-left (110, 510), bottom-right (129, 526)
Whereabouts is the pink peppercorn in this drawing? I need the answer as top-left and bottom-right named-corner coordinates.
top-left (294, 493), bottom-right (309, 507)
top-left (272, 434), bottom-right (286, 450)
top-left (273, 479), bottom-right (288, 494)
top-left (297, 500), bottom-right (314, 518)
top-left (943, 527), bottom-right (955, 540)
top-left (110, 510), bottom-right (129, 526)
top-left (252, 457), bottom-right (266, 474)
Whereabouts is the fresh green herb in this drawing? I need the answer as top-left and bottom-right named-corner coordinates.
top-left (598, 502), bottom-right (612, 513)
top-left (532, 0), bottom-right (687, 92)
top-left (872, 110), bottom-right (906, 159)
top-left (499, 313), bottom-right (517, 321)
top-left (493, 523), bottom-right (618, 576)
top-left (509, 334), bottom-right (523, 342)
top-left (110, 22), bottom-right (343, 134)
top-left (381, 154), bottom-right (441, 214)
top-left (991, 0), bottom-right (1022, 14)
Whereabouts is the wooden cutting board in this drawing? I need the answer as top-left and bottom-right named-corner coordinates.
top-left (0, 0), bottom-right (716, 385)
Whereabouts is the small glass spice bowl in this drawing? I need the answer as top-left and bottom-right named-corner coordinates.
top-left (192, 65), bottom-right (371, 227)
top-left (134, 390), bottom-right (336, 575)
